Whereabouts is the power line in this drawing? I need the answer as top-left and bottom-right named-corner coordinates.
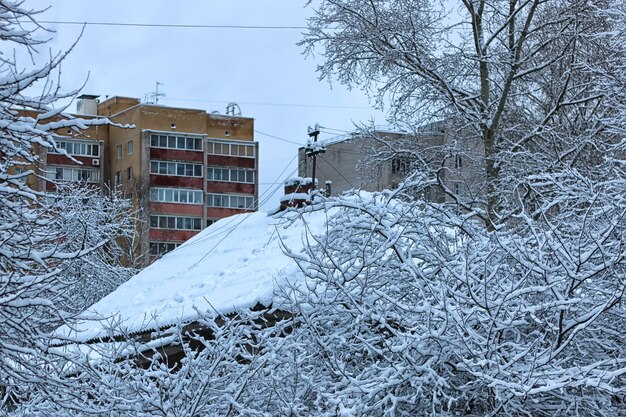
top-left (180, 154), bottom-right (298, 250)
top-left (320, 126), bottom-right (351, 133)
top-left (319, 157), bottom-right (355, 189)
top-left (255, 130), bottom-right (301, 146)
top-left (179, 167), bottom-right (299, 269)
top-left (170, 97), bottom-right (371, 110)
top-left (22, 20), bottom-right (310, 30)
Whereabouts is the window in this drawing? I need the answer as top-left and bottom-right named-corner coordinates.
top-left (207, 219), bottom-right (217, 227)
top-left (115, 171), bottom-right (121, 185)
top-left (117, 144), bottom-right (122, 159)
top-left (150, 134), bottom-right (202, 151)
top-left (149, 187), bottom-right (203, 205)
top-left (150, 161), bottom-right (203, 177)
top-left (127, 166), bottom-right (133, 180)
top-left (391, 157), bottom-right (411, 174)
top-left (128, 140), bottom-right (134, 155)
top-left (149, 241), bottom-right (180, 256)
top-left (14, 168), bottom-right (27, 183)
top-left (207, 193), bottom-right (255, 209)
top-left (50, 140), bottom-right (100, 157)
top-left (207, 141), bottom-right (255, 158)
top-left (46, 166), bottom-right (101, 183)
top-left (207, 167), bottom-right (255, 183)
top-left (454, 155), bottom-right (462, 169)
top-left (149, 215), bottom-right (202, 231)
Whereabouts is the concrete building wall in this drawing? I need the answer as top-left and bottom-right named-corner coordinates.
top-left (299, 138), bottom-right (383, 195)
top-left (298, 126), bottom-right (484, 204)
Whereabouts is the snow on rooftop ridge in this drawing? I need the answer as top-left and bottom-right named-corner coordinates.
top-left (54, 208), bottom-right (332, 343)
top-left (280, 192), bottom-right (310, 203)
top-left (316, 122), bottom-right (446, 147)
top-left (284, 177), bottom-right (317, 187)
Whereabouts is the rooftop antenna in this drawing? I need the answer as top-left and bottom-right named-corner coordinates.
top-left (225, 102), bottom-right (241, 116)
top-left (145, 81), bottom-right (166, 104)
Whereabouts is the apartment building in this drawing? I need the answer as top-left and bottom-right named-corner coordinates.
top-left (10, 108), bottom-right (106, 193)
top-left (13, 98), bottom-right (255, 265)
top-left (82, 95), bottom-right (258, 264)
top-left (14, 95), bottom-right (257, 265)
top-left (42, 127), bottom-right (105, 192)
top-left (298, 123), bottom-right (484, 203)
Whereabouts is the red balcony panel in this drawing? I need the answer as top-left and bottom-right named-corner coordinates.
top-left (206, 207), bottom-right (253, 219)
top-left (149, 202), bottom-right (203, 216)
top-left (150, 148), bottom-right (204, 162)
top-left (47, 154), bottom-right (100, 167)
top-left (45, 181), bottom-right (100, 191)
top-left (206, 155), bottom-right (255, 169)
top-left (150, 175), bottom-right (203, 188)
top-left (149, 228), bottom-right (199, 242)
top-left (207, 182), bottom-right (255, 194)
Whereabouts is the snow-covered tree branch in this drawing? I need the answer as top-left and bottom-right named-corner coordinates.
top-left (0, 0), bottom-right (134, 410)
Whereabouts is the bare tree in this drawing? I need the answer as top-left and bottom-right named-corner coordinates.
top-left (283, 0), bottom-right (626, 414)
top-left (0, 0), bottom-right (133, 410)
top-left (301, 0), bottom-right (615, 229)
top-left (5, 1), bottom-right (625, 416)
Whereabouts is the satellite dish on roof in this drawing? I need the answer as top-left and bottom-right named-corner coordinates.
top-left (226, 102), bottom-right (241, 116)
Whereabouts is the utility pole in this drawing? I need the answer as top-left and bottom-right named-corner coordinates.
top-left (305, 123), bottom-right (325, 190)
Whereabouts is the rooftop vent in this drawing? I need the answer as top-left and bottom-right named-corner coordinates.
top-left (76, 94), bottom-right (99, 116)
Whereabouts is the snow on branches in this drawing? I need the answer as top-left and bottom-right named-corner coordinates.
top-left (0, 0), bottom-right (134, 411)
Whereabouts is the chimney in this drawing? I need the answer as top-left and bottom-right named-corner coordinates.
top-left (76, 94), bottom-right (100, 116)
top-left (279, 177), bottom-right (315, 211)
top-left (325, 180), bottom-right (332, 196)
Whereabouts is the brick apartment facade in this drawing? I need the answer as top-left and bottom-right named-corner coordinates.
top-left (25, 95), bottom-right (258, 265)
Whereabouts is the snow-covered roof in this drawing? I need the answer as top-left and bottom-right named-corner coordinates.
top-left (303, 122), bottom-right (446, 149)
top-left (55, 209), bottom-right (329, 343)
top-left (284, 177), bottom-right (316, 187)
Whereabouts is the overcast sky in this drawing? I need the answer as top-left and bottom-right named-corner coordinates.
top-left (22, 0), bottom-right (386, 209)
